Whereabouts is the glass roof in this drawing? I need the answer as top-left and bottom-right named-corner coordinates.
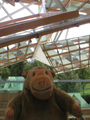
top-left (0, 0), bottom-right (90, 74)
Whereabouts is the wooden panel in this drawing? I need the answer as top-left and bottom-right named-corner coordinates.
top-left (22, 0), bottom-right (38, 4)
top-left (5, 0), bottom-right (15, 6)
top-left (72, 0), bottom-right (90, 4)
top-left (0, 10), bottom-right (79, 37)
top-left (0, 93), bottom-right (19, 102)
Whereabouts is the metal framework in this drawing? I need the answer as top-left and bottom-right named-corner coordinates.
top-left (0, 0), bottom-right (90, 74)
top-left (0, 80), bottom-right (90, 83)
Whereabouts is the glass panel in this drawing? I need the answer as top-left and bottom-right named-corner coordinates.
top-left (27, 47), bottom-right (35, 54)
top-left (48, 50), bottom-right (57, 56)
top-left (80, 43), bottom-right (89, 49)
top-left (80, 4), bottom-right (90, 11)
top-left (69, 45), bottom-right (79, 51)
top-left (65, 64), bottom-right (72, 70)
top-left (8, 60), bottom-right (16, 66)
top-left (17, 58), bottom-right (24, 61)
top-left (9, 52), bottom-right (16, 59)
top-left (19, 48), bottom-right (27, 54)
top-left (82, 36), bottom-right (89, 42)
top-left (0, 47), bottom-right (7, 52)
top-left (66, 2), bottom-right (82, 11)
top-left (28, 5), bottom-right (39, 14)
top-left (72, 62), bottom-right (80, 68)
top-left (81, 54), bottom-right (88, 61)
top-left (60, 40), bottom-right (67, 46)
top-left (81, 61), bottom-right (88, 66)
top-left (43, 43), bottom-right (56, 49)
top-left (26, 55), bottom-right (32, 59)
top-left (18, 50), bottom-right (24, 56)
top-left (62, 58), bottom-right (71, 65)
top-left (1, 53), bottom-right (7, 60)
top-left (19, 41), bottom-right (27, 47)
top-left (40, 35), bottom-right (49, 43)
top-left (12, 9), bottom-right (31, 19)
top-left (52, 56), bottom-right (61, 67)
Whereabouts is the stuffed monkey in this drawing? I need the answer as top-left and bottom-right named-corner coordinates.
top-left (5, 66), bottom-right (82, 120)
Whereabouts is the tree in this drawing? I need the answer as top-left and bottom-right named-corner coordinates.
top-left (1, 67), bottom-right (10, 80)
top-left (0, 60), bottom-right (52, 79)
top-left (8, 61), bottom-right (25, 76)
top-left (23, 59), bottom-right (53, 71)
top-left (75, 67), bottom-right (90, 95)
top-left (55, 71), bottom-right (80, 92)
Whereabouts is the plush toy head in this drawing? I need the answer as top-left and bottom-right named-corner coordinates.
top-left (22, 67), bottom-right (55, 100)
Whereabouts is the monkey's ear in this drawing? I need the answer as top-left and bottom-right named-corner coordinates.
top-left (50, 71), bottom-right (55, 78)
top-left (22, 70), bottom-right (29, 78)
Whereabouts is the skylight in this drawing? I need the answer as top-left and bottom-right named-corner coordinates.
top-left (0, 0), bottom-right (90, 73)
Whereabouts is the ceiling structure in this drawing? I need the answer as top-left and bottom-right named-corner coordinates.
top-left (0, 0), bottom-right (90, 74)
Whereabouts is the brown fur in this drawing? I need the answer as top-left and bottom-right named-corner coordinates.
top-left (5, 67), bottom-right (82, 120)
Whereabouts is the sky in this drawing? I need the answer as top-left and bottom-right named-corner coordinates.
top-left (59, 23), bottom-right (90, 40)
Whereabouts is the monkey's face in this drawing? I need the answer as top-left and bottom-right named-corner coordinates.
top-left (28, 67), bottom-right (55, 100)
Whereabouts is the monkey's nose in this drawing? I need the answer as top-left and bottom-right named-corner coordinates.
top-left (39, 81), bottom-right (45, 88)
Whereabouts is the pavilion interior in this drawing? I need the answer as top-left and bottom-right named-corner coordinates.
top-left (0, 0), bottom-right (90, 74)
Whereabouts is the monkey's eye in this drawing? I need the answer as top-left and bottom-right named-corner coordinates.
top-left (33, 72), bottom-right (35, 76)
top-left (45, 71), bottom-right (48, 75)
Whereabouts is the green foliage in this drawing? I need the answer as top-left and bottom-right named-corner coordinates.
top-left (8, 61), bottom-right (25, 76)
top-left (23, 60), bottom-right (53, 71)
top-left (75, 67), bottom-right (90, 95)
top-left (0, 59), bottom-right (90, 95)
top-left (55, 67), bottom-right (90, 94)
top-left (0, 60), bottom-right (52, 80)
top-left (75, 67), bottom-right (90, 79)
top-left (1, 67), bottom-right (10, 80)
top-left (56, 71), bottom-right (79, 80)
top-left (55, 71), bottom-right (80, 92)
